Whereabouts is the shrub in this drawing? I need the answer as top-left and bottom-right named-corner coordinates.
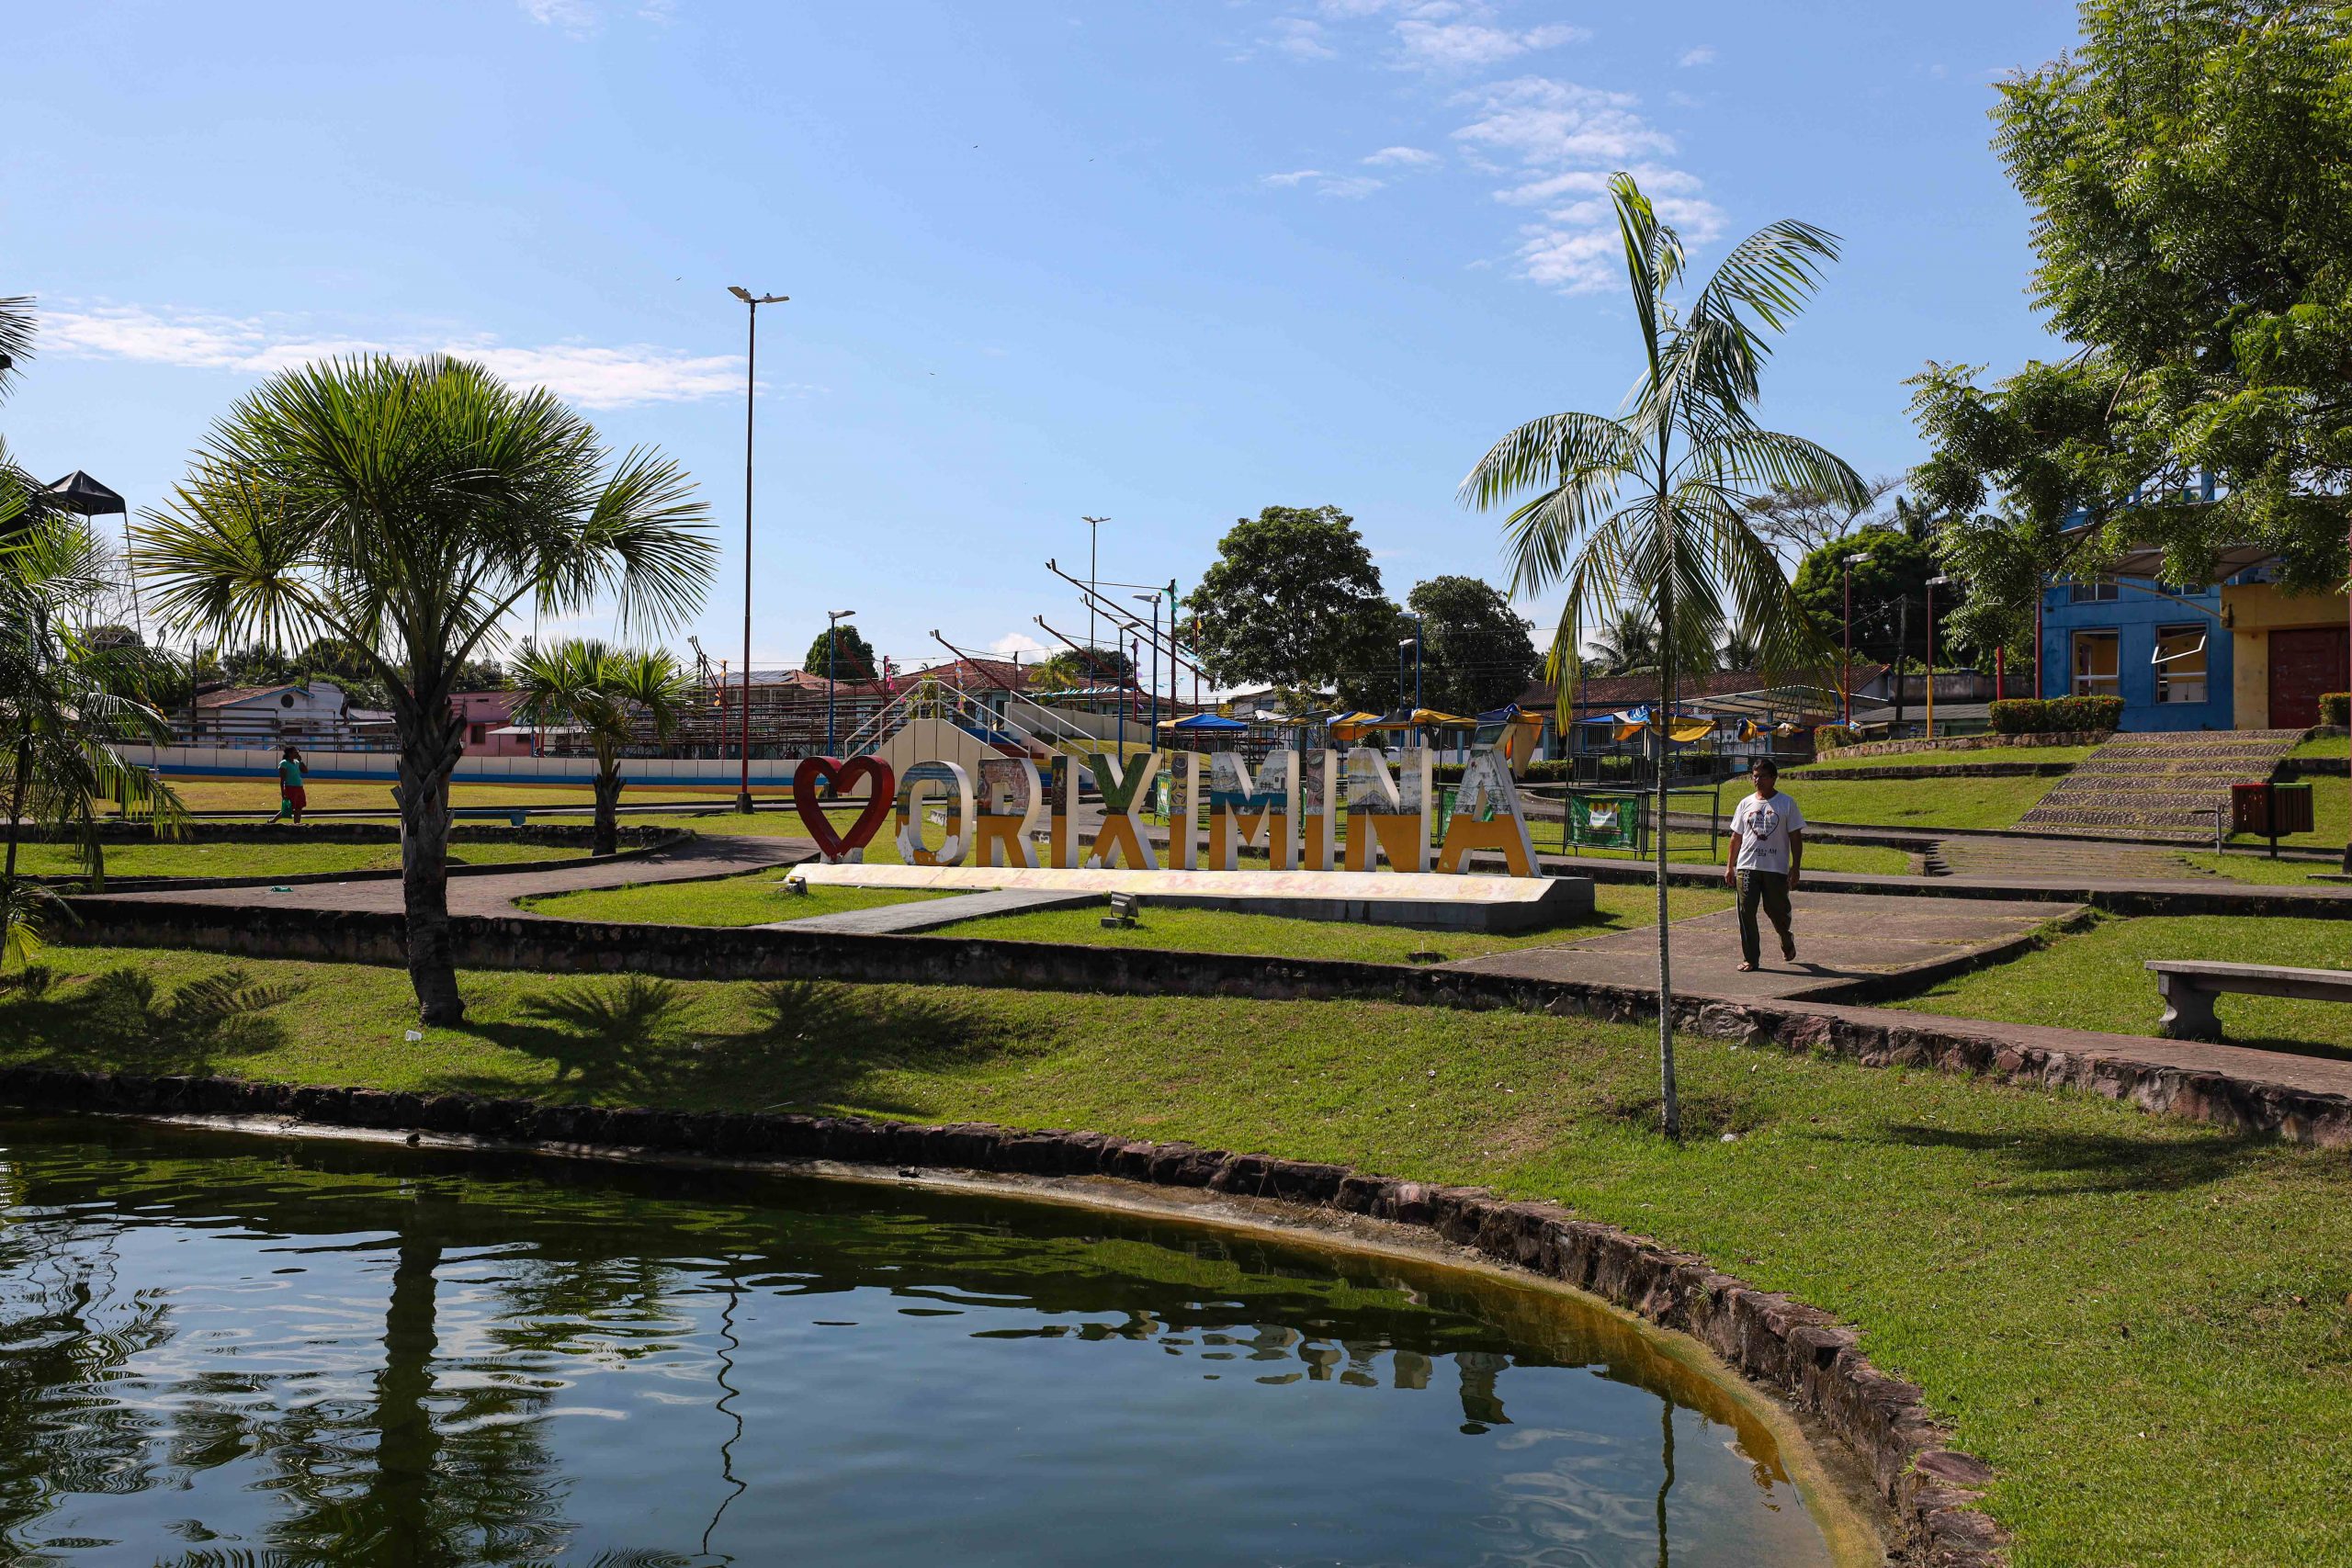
top-left (1989, 695), bottom-right (2123, 735)
top-left (2320, 693), bottom-right (2349, 728)
top-left (1814, 724), bottom-right (1860, 750)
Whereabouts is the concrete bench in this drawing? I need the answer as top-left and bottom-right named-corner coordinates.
top-left (2146, 959), bottom-right (2352, 1041)
top-left (450, 807), bottom-right (532, 828)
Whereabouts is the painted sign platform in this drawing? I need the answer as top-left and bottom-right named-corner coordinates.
top-left (790, 863), bottom-right (1595, 933)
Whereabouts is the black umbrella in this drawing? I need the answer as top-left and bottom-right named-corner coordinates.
top-left (42, 471), bottom-right (141, 638)
top-left (41, 470), bottom-right (126, 517)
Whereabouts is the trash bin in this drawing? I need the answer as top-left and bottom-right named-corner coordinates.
top-left (2232, 781), bottom-right (2313, 854)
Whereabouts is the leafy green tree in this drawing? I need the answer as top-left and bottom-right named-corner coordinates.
top-left (140, 354), bottom-right (712, 1023)
top-left (512, 639), bottom-right (693, 857)
top-left (1402, 575), bottom-right (1536, 715)
top-left (1460, 173), bottom-right (1860, 1140)
top-left (1791, 526), bottom-right (1939, 671)
top-left (1029, 645), bottom-right (1132, 693)
top-left (1584, 607), bottom-right (1660, 676)
top-left (803, 623), bottom-right (876, 682)
top-left (1914, 2), bottom-right (2352, 604)
top-left (1189, 505), bottom-right (1399, 702)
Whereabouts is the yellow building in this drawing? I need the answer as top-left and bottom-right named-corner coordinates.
top-left (2222, 580), bottom-right (2349, 729)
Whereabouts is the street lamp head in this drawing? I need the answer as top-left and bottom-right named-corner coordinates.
top-left (1928, 575), bottom-right (1952, 587)
top-left (729, 286), bottom-right (788, 304)
top-left (830, 608), bottom-right (856, 619)
top-left (1843, 553), bottom-right (1867, 566)
top-left (1398, 637), bottom-right (1418, 649)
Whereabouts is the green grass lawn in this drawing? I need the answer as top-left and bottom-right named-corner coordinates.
top-left (1791, 744), bottom-right (2096, 773)
top-left (25, 839), bottom-right (590, 881)
top-left (521, 874), bottom-right (944, 928)
top-left (1896, 912), bottom-right (2352, 1057)
top-left (2, 944), bottom-right (2347, 1566)
top-left (526, 869), bottom-right (1736, 952)
top-left (122, 779), bottom-right (775, 816)
top-left (1737, 773), bottom-right (2063, 832)
top-left (2178, 850), bottom-right (2346, 886)
top-left (2287, 735), bottom-right (2345, 761)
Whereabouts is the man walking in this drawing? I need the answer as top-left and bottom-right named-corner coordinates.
top-left (1724, 758), bottom-right (1804, 972)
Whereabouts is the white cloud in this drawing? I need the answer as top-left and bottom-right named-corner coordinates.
top-left (1395, 19), bottom-right (1585, 71)
top-left (1261, 169), bottom-right (1385, 198)
top-left (43, 304), bottom-right (752, 409)
top-left (989, 632), bottom-right (1049, 658)
top-left (1678, 45), bottom-right (1716, 67)
top-left (519, 0), bottom-right (599, 35)
top-left (1264, 17), bottom-right (1336, 59)
top-left (1363, 144), bottom-right (1442, 167)
top-left (1448, 79), bottom-right (1723, 293)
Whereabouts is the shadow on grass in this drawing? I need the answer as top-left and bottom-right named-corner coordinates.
top-left (1858, 1122), bottom-right (2276, 1196)
top-left (0, 964), bottom-right (304, 1077)
top-left (445, 974), bottom-right (1042, 1118)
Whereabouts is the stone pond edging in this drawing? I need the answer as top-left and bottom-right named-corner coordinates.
top-left (0, 1062), bottom-right (2005, 1566)
top-left (49, 899), bottom-right (2352, 1146)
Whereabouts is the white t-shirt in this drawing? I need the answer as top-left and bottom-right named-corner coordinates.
top-left (1729, 790), bottom-right (1805, 874)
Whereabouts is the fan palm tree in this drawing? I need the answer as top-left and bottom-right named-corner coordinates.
top-left (0, 299), bottom-right (182, 967)
top-left (138, 355), bottom-right (713, 1023)
top-left (512, 638), bottom-right (693, 857)
top-left (1461, 174), bottom-right (1865, 1139)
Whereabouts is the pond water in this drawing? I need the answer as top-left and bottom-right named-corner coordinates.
top-left (0, 1116), bottom-right (1846, 1566)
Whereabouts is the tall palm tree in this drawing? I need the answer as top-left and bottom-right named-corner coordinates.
top-left (512, 638), bottom-right (693, 856)
top-left (1585, 607), bottom-right (1661, 675)
top-left (0, 298), bottom-right (182, 966)
top-left (139, 355), bottom-right (712, 1023)
top-left (1461, 174), bottom-right (1864, 1138)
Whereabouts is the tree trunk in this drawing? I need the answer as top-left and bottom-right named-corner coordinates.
top-left (3, 728), bottom-right (28, 883)
top-left (1656, 597), bottom-right (1679, 1142)
top-left (397, 703), bottom-right (469, 1026)
top-left (593, 763), bottom-right (621, 858)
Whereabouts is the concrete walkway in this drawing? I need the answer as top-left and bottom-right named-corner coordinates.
top-left (762, 887), bottom-right (1096, 934)
top-left (1449, 891), bottom-right (2075, 1001)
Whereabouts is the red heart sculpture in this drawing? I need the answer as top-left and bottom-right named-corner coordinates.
top-left (794, 756), bottom-right (897, 860)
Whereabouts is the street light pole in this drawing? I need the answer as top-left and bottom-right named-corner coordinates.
top-left (1132, 592), bottom-right (1160, 742)
top-left (729, 285), bottom-right (787, 813)
top-left (1926, 575), bottom-right (1951, 739)
top-left (1083, 516), bottom-right (1109, 671)
top-left (825, 608), bottom-right (856, 758)
top-left (1840, 552), bottom-right (1865, 727)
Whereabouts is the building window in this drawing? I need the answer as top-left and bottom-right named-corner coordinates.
top-left (2072, 630), bottom-right (2120, 697)
top-left (469, 724), bottom-right (487, 744)
top-left (2154, 626), bottom-right (2209, 705)
top-left (2069, 580), bottom-right (2120, 603)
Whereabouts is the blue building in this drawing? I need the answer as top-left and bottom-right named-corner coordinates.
top-left (2034, 576), bottom-right (2232, 730)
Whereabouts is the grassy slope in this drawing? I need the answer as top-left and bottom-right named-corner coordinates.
top-left (131, 779), bottom-right (779, 815)
top-left (1, 945), bottom-right (2346, 1567)
top-left (1705, 773), bottom-right (2061, 832)
top-left (1897, 912), bottom-right (2352, 1058)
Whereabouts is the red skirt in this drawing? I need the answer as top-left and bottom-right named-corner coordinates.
top-left (282, 785), bottom-right (307, 810)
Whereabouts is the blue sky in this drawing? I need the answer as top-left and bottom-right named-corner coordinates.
top-left (5, 0), bottom-right (2083, 678)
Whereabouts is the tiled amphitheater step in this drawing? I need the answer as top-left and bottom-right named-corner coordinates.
top-left (2014, 728), bottom-right (2307, 842)
top-left (1933, 836), bottom-right (2212, 881)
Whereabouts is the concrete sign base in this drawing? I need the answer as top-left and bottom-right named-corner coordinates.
top-left (789, 863), bottom-right (1595, 933)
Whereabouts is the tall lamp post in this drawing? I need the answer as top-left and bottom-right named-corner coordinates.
top-left (728, 286), bottom-right (788, 812)
top-left (1083, 516), bottom-right (1109, 670)
top-left (1840, 551), bottom-right (1866, 726)
top-left (1925, 575), bottom-right (1951, 739)
top-left (1132, 592), bottom-right (1160, 742)
top-left (825, 608), bottom-right (856, 758)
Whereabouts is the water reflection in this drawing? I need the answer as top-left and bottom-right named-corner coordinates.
top-left (0, 1117), bottom-right (1838, 1566)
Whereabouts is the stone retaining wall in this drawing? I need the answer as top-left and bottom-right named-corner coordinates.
top-left (51, 898), bottom-right (2352, 1146)
top-left (1820, 731), bottom-right (2109, 761)
top-left (0, 1063), bottom-right (2005, 1566)
top-left (54, 822), bottom-right (684, 848)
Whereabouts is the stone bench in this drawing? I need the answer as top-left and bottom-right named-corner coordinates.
top-left (2146, 959), bottom-right (2352, 1041)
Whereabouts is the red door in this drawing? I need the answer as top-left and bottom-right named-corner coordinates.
top-left (2267, 626), bottom-right (2348, 728)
